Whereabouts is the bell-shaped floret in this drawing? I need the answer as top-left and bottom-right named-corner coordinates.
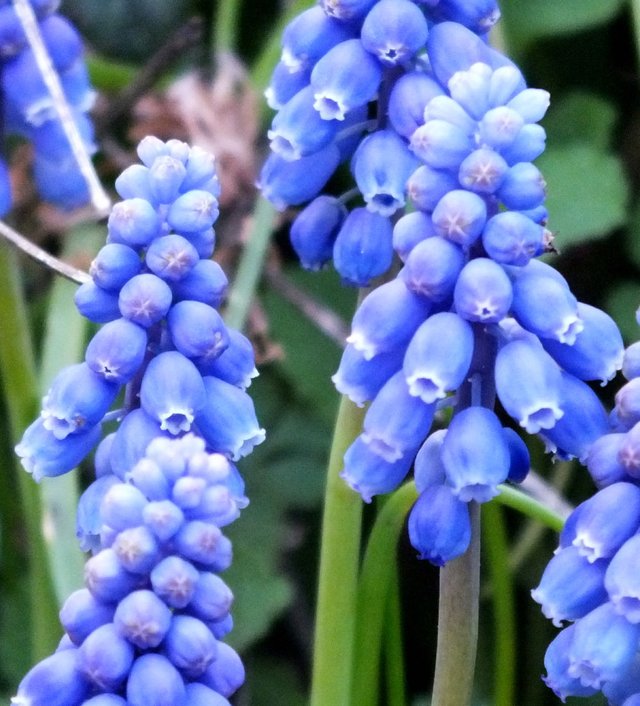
top-left (107, 198), bottom-right (161, 247)
top-left (498, 161), bottom-right (546, 210)
top-left (198, 329), bottom-right (258, 389)
top-left (41, 363), bottom-right (118, 439)
top-left (388, 72), bottom-right (444, 138)
top-left (361, 0), bottom-right (428, 66)
top-left (281, 6), bottom-right (354, 72)
top-left (108, 409), bottom-right (168, 479)
top-left (403, 312), bottom-right (474, 403)
top-left (511, 263), bottom-right (583, 344)
top-left (168, 301), bottom-right (229, 362)
top-left (503, 427), bottom-right (530, 483)
top-left (167, 189), bottom-right (219, 234)
top-left (482, 211), bottom-right (544, 266)
top-left (59, 588), bottom-right (115, 646)
top-left (586, 433), bottom-right (629, 488)
top-left (198, 642), bottom-right (245, 698)
top-left (432, 190), bottom-right (487, 247)
top-left (113, 589), bottom-right (172, 649)
top-left (310, 39), bottom-right (382, 120)
top-left (188, 571), bottom-right (234, 622)
top-left (126, 653), bottom-right (187, 706)
top-left (139, 352), bottom-right (206, 435)
top-left (542, 626), bottom-right (599, 702)
top-left (149, 555), bottom-right (199, 609)
top-left (76, 474), bottom-right (120, 551)
top-left (605, 534), bottom-right (640, 623)
top-left (542, 303), bottom-right (623, 385)
top-left (540, 372), bottom-right (609, 462)
top-left (495, 338), bottom-right (563, 433)
top-left (333, 207), bottom-right (393, 286)
top-left (458, 147), bottom-right (508, 194)
top-left (346, 278), bottom-right (431, 360)
top-left (408, 486), bottom-right (471, 566)
top-left (11, 648), bottom-right (91, 706)
top-left (195, 377), bottom-right (265, 460)
top-left (568, 602), bottom-right (640, 690)
top-left (78, 623), bottom-right (134, 691)
top-left (531, 546), bottom-right (608, 627)
top-left (259, 144), bottom-right (341, 211)
top-left (290, 195), bottom-right (347, 271)
top-left (401, 236), bottom-right (465, 302)
top-left (623, 342), bottom-right (640, 381)
top-left (118, 273), bottom-right (173, 327)
top-left (145, 234), bottom-right (199, 282)
top-left (164, 615), bottom-right (218, 678)
top-left (89, 243), bottom-right (142, 291)
top-left (15, 418), bottom-right (102, 481)
top-left (171, 259), bottom-right (228, 308)
top-left (392, 211), bottom-right (438, 261)
top-left (361, 371), bottom-right (436, 462)
top-left (265, 61), bottom-right (310, 111)
top-left (269, 86), bottom-right (342, 160)
top-left (85, 317), bottom-right (148, 385)
top-left (74, 281), bottom-right (121, 323)
top-left (84, 548), bottom-right (141, 603)
top-left (454, 258), bottom-right (512, 323)
top-left (568, 483), bottom-right (640, 563)
top-left (407, 164), bottom-right (460, 213)
top-left (341, 436), bottom-right (414, 502)
top-left (332, 344), bottom-right (403, 407)
top-left (352, 129), bottom-right (419, 216)
top-left (441, 406), bottom-right (510, 502)
top-left (413, 429), bottom-right (447, 492)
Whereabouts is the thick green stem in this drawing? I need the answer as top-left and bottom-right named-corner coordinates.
top-left (0, 245), bottom-right (60, 660)
top-left (224, 197), bottom-right (276, 331)
top-left (310, 395), bottom-right (366, 706)
top-left (482, 502), bottom-right (516, 706)
top-left (351, 482), bottom-right (417, 706)
top-left (385, 557), bottom-right (407, 706)
top-left (431, 502), bottom-right (481, 706)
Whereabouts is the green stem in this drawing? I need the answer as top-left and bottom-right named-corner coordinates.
top-left (212, 0), bottom-right (243, 54)
top-left (224, 197), bottom-right (276, 331)
top-left (310, 395), bottom-right (366, 706)
top-left (0, 245), bottom-right (60, 660)
top-left (385, 565), bottom-right (407, 706)
top-left (496, 483), bottom-right (565, 533)
top-left (482, 502), bottom-right (515, 706)
top-left (431, 502), bottom-right (481, 706)
top-left (352, 482), bottom-right (418, 706)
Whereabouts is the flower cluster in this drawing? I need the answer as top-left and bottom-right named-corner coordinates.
top-left (299, 10), bottom-right (625, 565)
top-left (532, 338), bottom-right (640, 705)
top-left (0, 0), bottom-right (97, 211)
top-left (12, 434), bottom-right (245, 706)
top-left (13, 138), bottom-right (263, 703)
top-left (16, 135), bottom-right (263, 486)
top-left (257, 1), bottom-right (540, 286)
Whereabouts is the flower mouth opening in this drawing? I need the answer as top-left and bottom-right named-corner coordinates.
top-left (313, 93), bottom-right (346, 121)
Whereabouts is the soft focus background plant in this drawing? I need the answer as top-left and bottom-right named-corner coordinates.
top-left (0, 0), bottom-right (638, 704)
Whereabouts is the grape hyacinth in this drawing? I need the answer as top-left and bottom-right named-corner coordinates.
top-left (0, 0), bottom-right (97, 211)
top-left (260, 0), bottom-right (624, 567)
top-left (12, 434), bottom-right (245, 706)
top-left (532, 332), bottom-right (640, 705)
top-left (13, 137), bottom-right (263, 703)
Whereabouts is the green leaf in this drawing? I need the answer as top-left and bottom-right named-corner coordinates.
top-left (537, 145), bottom-right (628, 247)
top-left (500, 0), bottom-right (625, 44)
top-left (543, 92), bottom-right (617, 150)
top-left (223, 503), bottom-right (293, 651)
top-left (246, 657), bottom-right (307, 706)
